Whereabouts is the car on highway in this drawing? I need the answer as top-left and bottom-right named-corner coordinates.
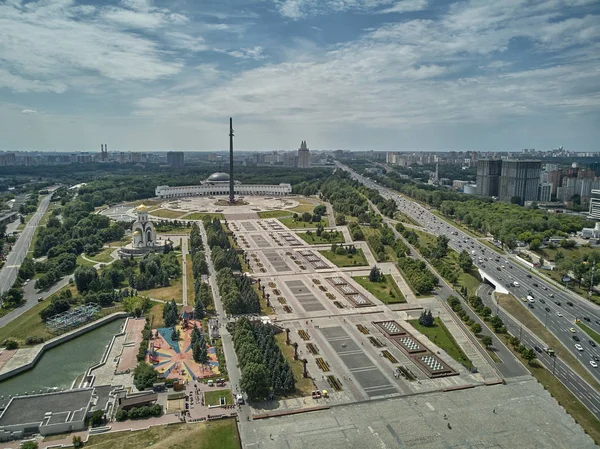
top-left (567, 301), bottom-right (573, 306)
top-left (526, 274), bottom-right (532, 278)
top-left (539, 298), bottom-right (545, 304)
top-left (533, 283), bottom-right (538, 287)
top-left (557, 312), bottom-right (563, 317)
top-left (542, 286), bottom-right (548, 290)
top-left (583, 317), bottom-right (591, 322)
top-left (534, 346), bottom-right (542, 353)
top-left (550, 293), bottom-right (555, 298)
top-left (545, 307), bottom-right (551, 312)
top-left (591, 361), bottom-right (598, 368)
top-left (572, 335), bottom-right (580, 341)
top-left (590, 340), bottom-right (597, 347)
top-left (513, 281), bottom-right (520, 287)
top-left (575, 344), bottom-right (584, 351)
top-left (528, 303), bottom-right (534, 309)
top-left (569, 328), bottom-right (576, 332)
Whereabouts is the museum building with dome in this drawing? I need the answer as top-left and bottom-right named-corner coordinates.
top-left (155, 172), bottom-right (292, 199)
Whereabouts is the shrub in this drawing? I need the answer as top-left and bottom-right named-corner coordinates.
top-left (3, 339), bottom-right (18, 350)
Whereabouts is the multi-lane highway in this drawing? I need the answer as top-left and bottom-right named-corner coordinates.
top-left (0, 193), bottom-right (52, 295)
top-left (340, 164), bottom-right (600, 382)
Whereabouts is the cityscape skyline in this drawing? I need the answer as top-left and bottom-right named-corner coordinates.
top-left (1, 0), bottom-right (599, 152)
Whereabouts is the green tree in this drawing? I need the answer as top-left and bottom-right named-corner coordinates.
top-left (522, 348), bottom-right (537, 365)
top-left (458, 250), bottom-right (473, 272)
top-left (72, 435), bottom-right (84, 449)
top-left (133, 362), bottom-right (158, 390)
top-left (194, 298), bottom-right (205, 319)
top-left (89, 410), bottom-right (105, 427)
top-left (471, 323), bottom-right (482, 334)
top-left (418, 310), bottom-right (434, 327)
top-left (335, 214), bottom-right (346, 226)
top-left (74, 266), bottom-right (98, 293)
top-left (369, 265), bottom-right (382, 282)
top-left (240, 362), bottom-right (271, 401)
top-left (481, 335), bottom-right (493, 348)
top-left (21, 442), bottom-right (39, 449)
top-left (313, 205), bottom-right (327, 216)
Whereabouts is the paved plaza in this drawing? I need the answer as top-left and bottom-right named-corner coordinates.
top-left (241, 379), bottom-right (596, 449)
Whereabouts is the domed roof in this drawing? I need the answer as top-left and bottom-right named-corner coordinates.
top-left (136, 204), bottom-right (148, 212)
top-left (207, 172), bottom-right (230, 182)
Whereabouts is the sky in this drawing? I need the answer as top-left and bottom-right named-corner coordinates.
top-left (0, 0), bottom-right (599, 153)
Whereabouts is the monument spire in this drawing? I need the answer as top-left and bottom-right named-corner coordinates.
top-left (229, 117), bottom-right (235, 204)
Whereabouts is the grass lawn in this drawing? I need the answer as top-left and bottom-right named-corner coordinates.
top-left (144, 281), bottom-right (183, 303)
top-left (504, 339), bottom-right (600, 446)
top-left (497, 293), bottom-right (600, 390)
top-left (275, 333), bottom-right (313, 397)
top-left (184, 212), bottom-right (225, 220)
top-left (319, 249), bottom-right (368, 267)
top-left (148, 301), bottom-right (165, 328)
top-left (204, 389), bottom-right (233, 406)
top-left (289, 198), bottom-right (320, 214)
top-left (82, 248), bottom-right (115, 264)
top-left (297, 231), bottom-right (344, 245)
top-left (252, 283), bottom-right (273, 315)
top-left (278, 217), bottom-right (328, 229)
top-left (150, 209), bottom-right (187, 219)
top-left (535, 245), bottom-right (596, 263)
top-left (353, 274), bottom-right (405, 304)
top-left (257, 210), bottom-right (293, 219)
top-left (0, 284), bottom-right (77, 344)
top-left (85, 420), bottom-right (240, 449)
top-left (576, 322), bottom-right (600, 345)
top-left (76, 255), bottom-right (97, 267)
top-left (409, 318), bottom-right (472, 369)
top-left (360, 226), bottom-right (398, 262)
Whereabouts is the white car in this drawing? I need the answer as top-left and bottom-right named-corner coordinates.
top-left (575, 344), bottom-right (584, 351)
top-left (557, 312), bottom-right (563, 317)
top-left (591, 361), bottom-right (598, 368)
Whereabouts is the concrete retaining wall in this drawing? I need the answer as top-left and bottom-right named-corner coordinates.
top-left (0, 312), bottom-right (128, 382)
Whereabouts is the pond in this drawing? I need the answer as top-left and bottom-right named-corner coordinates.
top-left (0, 318), bottom-right (125, 398)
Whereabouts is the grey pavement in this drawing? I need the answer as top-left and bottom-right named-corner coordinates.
top-left (240, 378), bottom-right (596, 449)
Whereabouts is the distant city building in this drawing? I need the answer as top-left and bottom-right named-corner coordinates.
top-left (156, 172), bottom-right (291, 199)
top-left (475, 159), bottom-right (502, 197)
top-left (588, 190), bottom-right (600, 220)
top-left (539, 182), bottom-right (553, 202)
top-left (452, 180), bottom-right (469, 190)
top-left (167, 151), bottom-right (184, 167)
top-left (0, 153), bottom-right (16, 166)
top-left (499, 160), bottom-right (542, 205)
top-left (463, 184), bottom-right (477, 195)
top-left (297, 140), bottom-right (310, 168)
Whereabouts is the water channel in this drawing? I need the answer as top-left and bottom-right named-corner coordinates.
top-left (0, 318), bottom-right (125, 398)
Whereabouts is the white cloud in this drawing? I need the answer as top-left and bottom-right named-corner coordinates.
top-left (274, 0), bottom-right (396, 20)
top-left (21, 109), bottom-right (38, 114)
top-left (378, 0), bottom-right (428, 14)
top-left (227, 46), bottom-right (266, 60)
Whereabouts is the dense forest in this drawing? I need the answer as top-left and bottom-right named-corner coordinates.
top-left (233, 317), bottom-right (295, 401)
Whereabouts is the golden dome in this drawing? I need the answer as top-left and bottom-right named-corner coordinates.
top-left (133, 230), bottom-right (141, 235)
top-left (136, 204), bottom-right (148, 212)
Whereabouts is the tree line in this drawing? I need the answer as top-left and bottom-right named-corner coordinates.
top-left (216, 268), bottom-right (260, 315)
top-left (233, 317), bottom-right (295, 401)
top-left (203, 217), bottom-right (241, 272)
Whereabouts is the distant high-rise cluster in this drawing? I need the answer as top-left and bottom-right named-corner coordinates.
top-left (167, 151), bottom-right (184, 167)
top-left (297, 140), bottom-right (310, 168)
top-left (476, 159), bottom-right (541, 204)
top-left (100, 144), bottom-right (108, 162)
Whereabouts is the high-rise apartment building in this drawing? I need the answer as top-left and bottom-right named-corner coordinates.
top-left (475, 159), bottom-right (502, 197)
top-left (539, 182), bottom-right (553, 202)
top-left (499, 160), bottom-right (542, 205)
top-left (167, 151), bottom-right (184, 167)
top-left (297, 140), bottom-right (310, 168)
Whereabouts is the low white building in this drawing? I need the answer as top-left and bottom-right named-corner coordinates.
top-left (155, 172), bottom-right (292, 199)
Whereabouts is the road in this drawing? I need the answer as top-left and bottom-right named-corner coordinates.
top-left (339, 163), bottom-right (600, 416)
top-left (198, 221), bottom-right (251, 421)
top-left (0, 193), bottom-right (52, 295)
top-left (340, 163), bottom-right (600, 382)
top-left (478, 283), bottom-right (600, 419)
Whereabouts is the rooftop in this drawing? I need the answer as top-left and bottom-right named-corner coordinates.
top-left (0, 389), bottom-right (93, 427)
top-left (207, 172), bottom-right (230, 182)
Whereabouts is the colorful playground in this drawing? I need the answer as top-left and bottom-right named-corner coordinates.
top-left (146, 319), bottom-right (220, 383)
